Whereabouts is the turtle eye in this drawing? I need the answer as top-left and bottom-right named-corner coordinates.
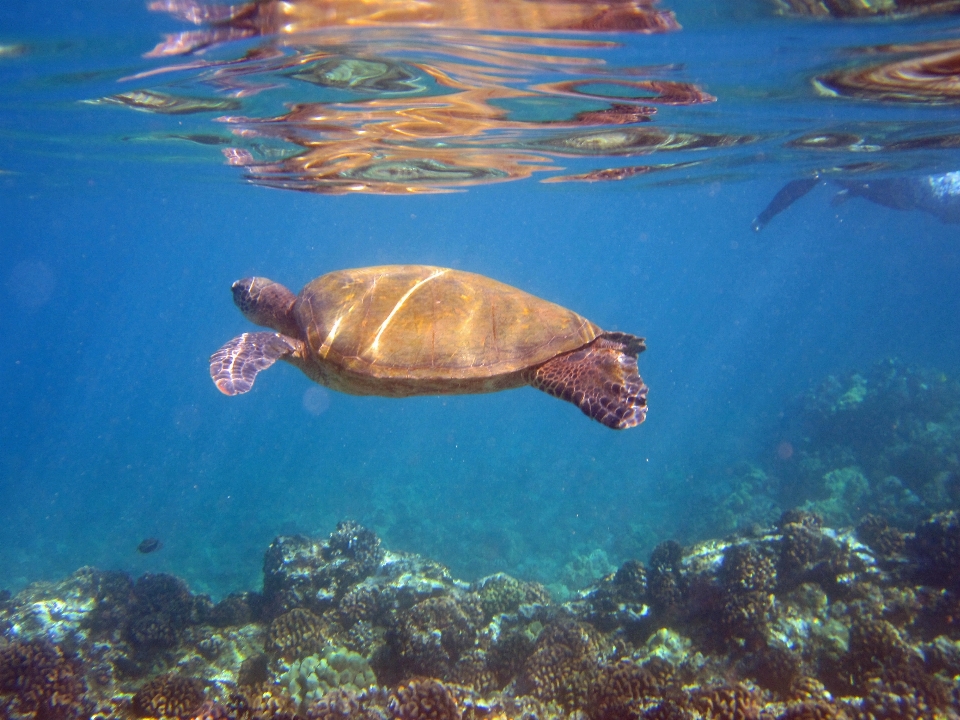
top-left (231, 279), bottom-right (255, 313)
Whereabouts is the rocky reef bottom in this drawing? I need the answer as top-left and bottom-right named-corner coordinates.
top-left (3, 513), bottom-right (960, 720)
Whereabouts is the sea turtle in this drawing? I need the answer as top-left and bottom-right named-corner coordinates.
top-left (210, 265), bottom-right (648, 429)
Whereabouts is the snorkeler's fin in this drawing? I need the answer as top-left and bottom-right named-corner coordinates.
top-left (752, 175), bottom-right (822, 232)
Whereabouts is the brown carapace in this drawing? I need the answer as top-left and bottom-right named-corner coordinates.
top-left (210, 266), bottom-right (647, 429)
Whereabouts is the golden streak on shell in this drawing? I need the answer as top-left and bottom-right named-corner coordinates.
top-left (367, 269), bottom-right (448, 357)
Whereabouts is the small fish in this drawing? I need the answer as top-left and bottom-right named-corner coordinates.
top-left (137, 537), bottom-right (163, 554)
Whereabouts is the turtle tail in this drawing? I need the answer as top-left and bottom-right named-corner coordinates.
top-left (210, 332), bottom-right (301, 396)
top-left (527, 332), bottom-right (648, 430)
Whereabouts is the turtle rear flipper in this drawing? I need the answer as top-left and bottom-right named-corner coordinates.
top-left (210, 332), bottom-right (302, 396)
top-left (528, 333), bottom-right (648, 429)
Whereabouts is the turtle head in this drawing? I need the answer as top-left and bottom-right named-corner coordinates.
top-left (232, 277), bottom-right (299, 338)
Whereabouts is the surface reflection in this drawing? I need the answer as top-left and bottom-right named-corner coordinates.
top-left (816, 40), bottom-right (960, 105)
top-left (95, 0), bottom-right (762, 193)
top-left (148, 0), bottom-right (680, 57)
top-left (85, 0), bottom-right (960, 194)
top-left (771, 0), bottom-right (960, 18)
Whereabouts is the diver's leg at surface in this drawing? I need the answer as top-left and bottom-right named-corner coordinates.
top-left (752, 175), bottom-right (821, 232)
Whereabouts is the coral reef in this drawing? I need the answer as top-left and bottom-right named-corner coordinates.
top-left (267, 608), bottom-right (331, 661)
top-left (515, 619), bottom-right (608, 709)
top-left (262, 522), bottom-right (384, 618)
top-left (389, 678), bottom-right (460, 720)
top-left (586, 659), bottom-right (666, 720)
top-left (472, 574), bottom-right (551, 621)
top-left (122, 573), bottom-right (199, 658)
top-left (771, 360), bottom-right (960, 529)
top-left (132, 673), bottom-right (206, 719)
top-left (0, 639), bottom-right (92, 720)
top-left (393, 596), bottom-right (483, 679)
top-left (3, 516), bottom-right (960, 720)
top-left (278, 647), bottom-right (375, 709)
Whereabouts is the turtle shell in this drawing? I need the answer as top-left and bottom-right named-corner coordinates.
top-left (295, 265), bottom-right (600, 386)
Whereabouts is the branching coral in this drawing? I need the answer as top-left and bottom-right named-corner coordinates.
top-left (587, 659), bottom-right (666, 720)
top-left (845, 616), bottom-right (916, 686)
top-left (308, 688), bottom-right (372, 720)
top-left (855, 515), bottom-right (905, 558)
top-left (691, 684), bottom-right (774, 720)
top-left (321, 521), bottom-right (385, 586)
top-left (338, 584), bottom-right (390, 628)
top-left (394, 596), bottom-right (483, 679)
top-left (268, 607), bottom-right (332, 661)
top-left (778, 700), bottom-right (848, 720)
top-left (715, 545), bottom-right (778, 651)
top-left (739, 646), bottom-right (801, 697)
top-left (132, 673), bottom-right (206, 719)
top-left (773, 360), bottom-right (960, 528)
top-left (389, 678), bottom-right (460, 720)
top-left (582, 560), bottom-right (650, 638)
top-left (7, 513), bottom-right (960, 720)
top-left (641, 700), bottom-right (693, 720)
top-left (0, 639), bottom-right (92, 720)
top-left (123, 573), bottom-right (196, 655)
top-left (226, 685), bottom-right (300, 720)
top-left (777, 511), bottom-right (829, 584)
top-left (647, 541), bottom-right (686, 622)
top-left (263, 523), bottom-right (385, 617)
top-left (472, 574), bottom-right (550, 621)
top-left (485, 615), bottom-right (544, 689)
top-left (82, 569), bottom-right (135, 639)
top-left (906, 511), bottom-right (960, 588)
top-left (515, 619), bottom-right (607, 710)
top-left (207, 592), bottom-right (259, 628)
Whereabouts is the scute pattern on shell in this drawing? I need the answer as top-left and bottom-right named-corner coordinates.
top-left (298, 265), bottom-right (602, 381)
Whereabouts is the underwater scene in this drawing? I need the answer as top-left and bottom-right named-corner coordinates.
top-left (2, 0), bottom-right (960, 716)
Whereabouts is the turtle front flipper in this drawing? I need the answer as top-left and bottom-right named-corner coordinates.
top-left (210, 332), bottom-right (302, 396)
top-left (528, 333), bottom-right (648, 429)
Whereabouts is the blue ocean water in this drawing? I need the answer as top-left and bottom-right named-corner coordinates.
top-left (1, 0), bottom-right (959, 600)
